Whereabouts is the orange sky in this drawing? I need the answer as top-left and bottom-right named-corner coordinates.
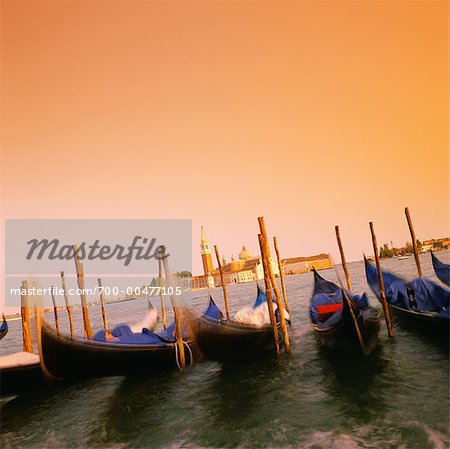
top-left (1, 0), bottom-right (448, 295)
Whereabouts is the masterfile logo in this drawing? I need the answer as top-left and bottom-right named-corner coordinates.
top-left (5, 219), bottom-right (192, 307)
top-left (25, 236), bottom-right (169, 266)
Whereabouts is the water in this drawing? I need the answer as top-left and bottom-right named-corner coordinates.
top-left (1, 252), bottom-right (449, 448)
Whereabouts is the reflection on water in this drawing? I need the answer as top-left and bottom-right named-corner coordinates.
top-left (1, 252), bottom-right (449, 448)
top-left (318, 346), bottom-right (389, 425)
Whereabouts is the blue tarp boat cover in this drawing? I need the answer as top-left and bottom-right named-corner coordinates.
top-left (253, 285), bottom-right (287, 322)
top-left (94, 296), bottom-right (222, 344)
top-left (201, 296), bottom-right (224, 321)
top-left (365, 258), bottom-right (450, 312)
top-left (431, 251), bottom-right (450, 287)
top-left (205, 285), bottom-right (288, 325)
top-left (93, 324), bottom-right (169, 345)
top-left (310, 269), bottom-right (369, 324)
top-left (253, 286), bottom-right (267, 308)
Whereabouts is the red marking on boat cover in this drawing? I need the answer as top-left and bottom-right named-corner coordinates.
top-left (317, 303), bottom-right (343, 315)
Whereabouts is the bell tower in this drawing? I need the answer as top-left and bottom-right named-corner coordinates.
top-left (200, 226), bottom-right (214, 275)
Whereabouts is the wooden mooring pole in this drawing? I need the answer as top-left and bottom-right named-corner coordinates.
top-left (60, 271), bottom-right (74, 338)
top-left (21, 280), bottom-right (34, 353)
top-left (342, 287), bottom-right (365, 353)
top-left (331, 258), bottom-right (365, 353)
top-left (214, 245), bottom-right (230, 321)
top-left (158, 258), bottom-right (167, 329)
top-left (50, 286), bottom-right (60, 336)
top-left (405, 207), bottom-right (422, 278)
top-left (72, 244), bottom-right (93, 339)
top-left (273, 237), bottom-right (290, 316)
top-left (369, 222), bottom-right (395, 337)
top-left (335, 225), bottom-right (352, 291)
top-left (97, 278), bottom-right (109, 333)
top-left (258, 217), bottom-right (291, 353)
top-left (161, 249), bottom-right (186, 370)
top-left (258, 234), bottom-right (280, 358)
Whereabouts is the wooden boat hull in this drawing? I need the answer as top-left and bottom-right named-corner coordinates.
top-left (313, 310), bottom-right (381, 355)
top-left (192, 316), bottom-right (280, 362)
top-left (41, 322), bottom-right (194, 380)
top-left (388, 304), bottom-right (449, 339)
top-left (0, 352), bottom-right (46, 397)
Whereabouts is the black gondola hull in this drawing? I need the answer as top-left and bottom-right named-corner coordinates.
top-left (388, 304), bottom-right (449, 339)
top-left (313, 311), bottom-right (381, 355)
top-left (192, 317), bottom-right (280, 362)
top-left (0, 362), bottom-right (46, 396)
top-left (41, 322), bottom-right (194, 380)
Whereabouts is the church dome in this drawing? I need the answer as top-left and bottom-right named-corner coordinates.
top-left (239, 245), bottom-right (252, 260)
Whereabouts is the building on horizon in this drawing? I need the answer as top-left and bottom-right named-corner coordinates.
top-left (420, 237), bottom-right (450, 252)
top-left (281, 254), bottom-right (333, 275)
top-left (200, 226), bottom-right (214, 276)
top-left (192, 228), bottom-right (333, 289)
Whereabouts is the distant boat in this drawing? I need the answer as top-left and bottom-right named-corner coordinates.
top-left (364, 257), bottom-right (449, 338)
top-left (431, 251), bottom-right (450, 286)
top-left (310, 269), bottom-right (380, 355)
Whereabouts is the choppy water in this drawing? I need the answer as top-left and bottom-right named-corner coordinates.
top-left (1, 252), bottom-right (449, 448)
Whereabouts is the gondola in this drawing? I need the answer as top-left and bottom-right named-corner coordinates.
top-left (190, 286), bottom-right (284, 362)
top-left (0, 351), bottom-right (46, 396)
top-left (310, 269), bottom-right (380, 355)
top-left (431, 251), bottom-right (450, 286)
top-left (364, 257), bottom-right (450, 338)
top-left (0, 315), bottom-right (8, 341)
top-left (41, 312), bottom-right (201, 380)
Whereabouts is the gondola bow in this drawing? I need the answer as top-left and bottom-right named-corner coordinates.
top-left (431, 251), bottom-right (450, 287)
top-left (310, 269), bottom-right (380, 355)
